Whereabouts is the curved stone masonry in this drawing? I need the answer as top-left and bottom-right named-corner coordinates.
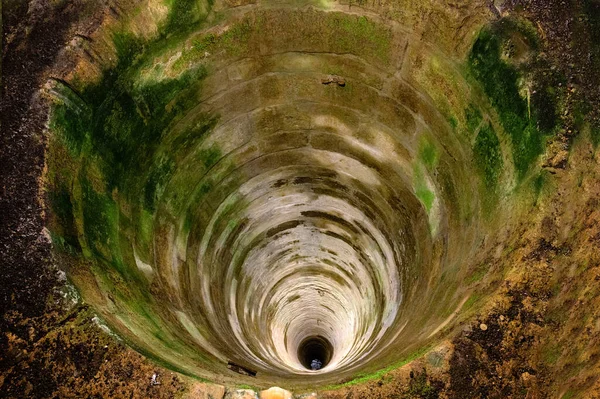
top-left (47, 0), bottom-right (515, 390)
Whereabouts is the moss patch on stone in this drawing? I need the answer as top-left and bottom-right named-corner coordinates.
top-left (473, 122), bottom-right (503, 190)
top-left (468, 19), bottom-right (558, 179)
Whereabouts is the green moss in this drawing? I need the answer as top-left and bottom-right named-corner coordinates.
top-left (413, 164), bottom-right (435, 213)
top-left (144, 157), bottom-right (176, 211)
top-left (419, 138), bottom-right (438, 170)
top-left (174, 11), bottom-right (390, 73)
top-left (469, 29), bottom-right (524, 118)
top-left (416, 186), bottom-right (435, 213)
top-left (48, 20), bottom-right (219, 284)
top-left (465, 105), bottom-right (483, 134)
top-left (164, 0), bottom-right (211, 34)
top-left (49, 185), bottom-right (74, 230)
top-left (194, 181), bottom-right (213, 202)
top-left (49, 185), bottom-right (80, 250)
top-left (173, 18), bottom-right (254, 71)
top-left (182, 214), bottom-right (194, 236)
top-left (448, 116), bottom-right (458, 130)
top-left (171, 116), bottom-right (219, 155)
top-left (53, 54), bottom-right (208, 192)
top-left (466, 264), bottom-right (489, 284)
top-left (324, 345), bottom-right (432, 389)
top-left (473, 122), bottom-right (503, 189)
top-left (48, 89), bottom-right (91, 155)
top-left (329, 15), bottom-right (391, 63)
top-left (468, 22), bottom-right (554, 179)
top-left (198, 146), bottom-right (222, 169)
top-left (591, 122), bottom-right (600, 148)
top-left (237, 384), bottom-right (260, 391)
top-left (137, 209), bottom-right (155, 255)
top-left (463, 293), bottom-right (480, 311)
top-left (80, 179), bottom-right (122, 269)
top-left (220, 19), bottom-right (255, 55)
top-left (531, 80), bottom-right (560, 134)
top-left (112, 32), bottom-right (145, 68)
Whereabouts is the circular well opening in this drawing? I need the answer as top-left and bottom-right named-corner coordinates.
top-left (297, 336), bottom-right (333, 371)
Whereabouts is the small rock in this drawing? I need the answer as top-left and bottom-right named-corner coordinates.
top-left (480, 323), bottom-right (488, 331)
top-left (260, 387), bottom-right (292, 399)
top-left (321, 75), bottom-right (346, 87)
top-left (183, 382), bottom-right (226, 399)
top-left (294, 394), bottom-right (318, 399)
top-left (426, 351), bottom-right (444, 368)
top-left (224, 389), bottom-right (257, 399)
top-left (521, 372), bottom-right (535, 383)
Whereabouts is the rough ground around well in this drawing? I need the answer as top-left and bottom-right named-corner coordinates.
top-left (1, 1), bottom-right (186, 397)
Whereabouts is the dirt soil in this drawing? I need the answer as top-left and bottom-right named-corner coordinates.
top-left (1, 1), bottom-right (186, 398)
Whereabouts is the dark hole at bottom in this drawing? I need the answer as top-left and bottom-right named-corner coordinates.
top-left (298, 336), bottom-right (333, 370)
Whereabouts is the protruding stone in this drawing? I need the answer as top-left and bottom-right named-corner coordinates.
top-left (321, 75), bottom-right (346, 87)
top-left (480, 323), bottom-right (488, 331)
top-left (224, 388), bottom-right (258, 399)
top-left (260, 387), bottom-right (292, 399)
top-left (184, 382), bottom-right (226, 399)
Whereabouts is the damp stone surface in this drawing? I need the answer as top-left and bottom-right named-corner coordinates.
top-left (4, 0), bottom-right (600, 397)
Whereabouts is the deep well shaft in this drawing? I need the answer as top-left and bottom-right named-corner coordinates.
top-left (46, 0), bottom-right (537, 390)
